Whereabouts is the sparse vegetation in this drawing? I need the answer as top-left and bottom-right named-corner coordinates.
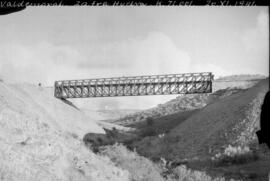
top-left (83, 128), bottom-right (129, 152)
top-left (99, 143), bottom-right (242, 181)
top-left (146, 117), bottom-right (154, 126)
top-left (100, 143), bottom-right (164, 181)
top-left (140, 127), bottom-right (157, 137)
top-left (167, 165), bottom-right (229, 181)
top-left (83, 132), bottom-right (114, 153)
top-left (212, 145), bottom-right (259, 166)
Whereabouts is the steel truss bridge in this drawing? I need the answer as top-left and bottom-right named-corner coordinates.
top-left (54, 72), bottom-right (214, 99)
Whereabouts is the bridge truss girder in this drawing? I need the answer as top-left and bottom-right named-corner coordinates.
top-left (54, 72), bottom-right (213, 99)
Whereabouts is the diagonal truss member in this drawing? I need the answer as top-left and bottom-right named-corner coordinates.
top-left (54, 72), bottom-right (214, 99)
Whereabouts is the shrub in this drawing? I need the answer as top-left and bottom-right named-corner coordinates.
top-left (167, 165), bottom-right (229, 181)
top-left (104, 128), bottom-right (119, 139)
top-left (70, 133), bottom-right (79, 139)
top-left (158, 157), bottom-right (237, 181)
top-left (215, 152), bottom-right (259, 166)
top-left (83, 133), bottom-right (114, 153)
top-left (212, 145), bottom-right (259, 166)
top-left (146, 117), bottom-right (154, 126)
top-left (141, 127), bottom-right (157, 137)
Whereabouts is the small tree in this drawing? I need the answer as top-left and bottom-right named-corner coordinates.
top-left (146, 117), bottom-right (154, 126)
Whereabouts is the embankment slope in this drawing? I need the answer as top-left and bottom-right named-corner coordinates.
top-left (0, 82), bottom-right (129, 181)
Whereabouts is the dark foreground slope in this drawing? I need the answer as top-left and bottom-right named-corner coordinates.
top-left (133, 78), bottom-right (269, 161)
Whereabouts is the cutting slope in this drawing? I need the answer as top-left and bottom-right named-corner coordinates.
top-left (0, 82), bottom-right (129, 181)
top-left (134, 78), bottom-right (269, 161)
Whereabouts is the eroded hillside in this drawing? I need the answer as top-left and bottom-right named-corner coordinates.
top-left (0, 82), bottom-right (130, 181)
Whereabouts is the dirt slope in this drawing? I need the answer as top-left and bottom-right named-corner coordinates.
top-left (134, 78), bottom-right (269, 161)
top-left (0, 82), bottom-right (129, 181)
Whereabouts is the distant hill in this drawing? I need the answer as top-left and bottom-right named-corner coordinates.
top-left (213, 74), bottom-right (266, 91)
top-left (215, 74), bottom-right (266, 81)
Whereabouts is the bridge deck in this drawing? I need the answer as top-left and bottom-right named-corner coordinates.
top-left (54, 72), bottom-right (213, 98)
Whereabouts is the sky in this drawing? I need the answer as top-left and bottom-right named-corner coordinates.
top-left (0, 7), bottom-right (268, 110)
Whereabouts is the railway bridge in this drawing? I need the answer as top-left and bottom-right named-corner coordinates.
top-left (54, 72), bottom-right (214, 99)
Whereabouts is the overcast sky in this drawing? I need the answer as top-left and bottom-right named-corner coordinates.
top-left (0, 7), bottom-right (268, 110)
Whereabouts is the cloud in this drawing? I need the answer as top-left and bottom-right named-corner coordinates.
top-left (0, 41), bottom-right (88, 85)
top-left (240, 10), bottom-right (269, 76)
top-left (0, 32), bottom-right (195, 86)
top-left (78, 32), bottom-right (193, 76)
top-left (193, 63), bottom-right (230, 78)
top-left (70, 32), bottom-right (195, 110)
top-left (242, 10), bottom-right (269, 54)
top-left (0, 31), bottom-right (228, 110)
